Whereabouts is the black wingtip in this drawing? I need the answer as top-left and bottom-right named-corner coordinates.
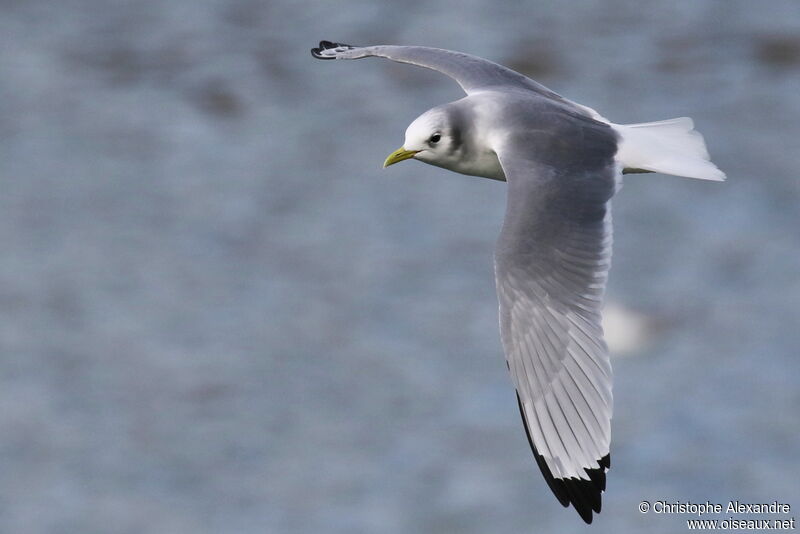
top-left (310, 46), bottom-right (331, 60)
top-left (310, 40), bottom-right (353, 60)
top-left (516, 393), bottom-right (609, 524)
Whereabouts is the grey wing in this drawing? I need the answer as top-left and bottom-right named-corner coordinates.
top-left (311, 40), bottom-right (564, 98)
top-left (493, 113), bottom-right (619, 523)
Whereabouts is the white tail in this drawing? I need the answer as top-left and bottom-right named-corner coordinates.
top-left (612, 117), bottom-right (726, 181)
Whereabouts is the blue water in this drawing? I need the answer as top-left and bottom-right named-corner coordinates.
top-left (1, 1), bottom-right (798, 532)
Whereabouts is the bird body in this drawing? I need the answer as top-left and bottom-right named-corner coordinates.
top-left (399, 89), bottom-right (620, 181)
top-left (311, 40), bottom-right (724, 523)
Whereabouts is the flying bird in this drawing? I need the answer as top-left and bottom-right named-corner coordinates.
top-left (311, 40), bottom-right (724, 523)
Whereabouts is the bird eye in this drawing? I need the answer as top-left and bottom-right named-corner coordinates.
top-left (429, 133), bottom-right (441, 144)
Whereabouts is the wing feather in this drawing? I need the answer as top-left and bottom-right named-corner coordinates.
top-left (493, 116), bottom-right (618, 522)
top-left (311, 40), bottom-right (570, 98)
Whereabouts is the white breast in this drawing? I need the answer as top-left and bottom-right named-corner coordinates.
top-left (454, 148), bottom-right (506, 181)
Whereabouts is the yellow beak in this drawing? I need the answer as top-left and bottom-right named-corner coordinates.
top-left (383, 147), bottom-right (419, 168)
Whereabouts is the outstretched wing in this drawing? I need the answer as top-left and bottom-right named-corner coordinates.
top-left (492, 111), bottom-right (619, 523)
top-left (311, 40), bottom-right (564, 98)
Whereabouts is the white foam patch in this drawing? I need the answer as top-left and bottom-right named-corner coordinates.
top-left (602, 301), bottom-right (654, 356)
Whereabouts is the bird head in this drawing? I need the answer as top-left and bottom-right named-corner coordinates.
top-left (383, 106), bottom-right (463, 170)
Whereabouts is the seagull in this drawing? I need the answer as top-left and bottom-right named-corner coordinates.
top-left (311, 40), bottom-right (724, 523)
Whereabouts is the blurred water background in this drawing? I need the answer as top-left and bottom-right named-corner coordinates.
top-left (1, 1), bottom-right (799, 532)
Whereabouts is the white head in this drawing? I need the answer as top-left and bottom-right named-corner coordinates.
top-left (383, 106), bottom-right (465, 171)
